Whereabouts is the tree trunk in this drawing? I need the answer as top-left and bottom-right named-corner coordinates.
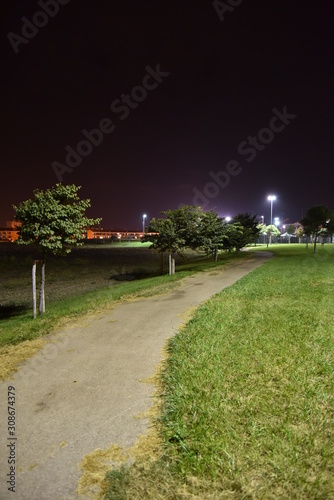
top-left (168, 253), bottom-right (172, 275)
top-left (214, 247), bottom-right (218, 262)
top-left (32, 261), bottom-right (37, 319)
top-left (172, 256), bottom-right (175, 275)
top-left (39, 257), bottom-right (46, 314)
top-left (313, 236), bottom-right (317, 254)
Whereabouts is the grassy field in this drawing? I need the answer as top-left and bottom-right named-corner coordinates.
top-left (103, 244), bottom-right (334, 499)
top-left (0, 241), bottom-right (162, 308)
top-left (0, 242), bottom-right (249, 349)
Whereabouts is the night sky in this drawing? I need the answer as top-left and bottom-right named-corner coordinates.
top-left (1, 0), bottom-right (333, 230)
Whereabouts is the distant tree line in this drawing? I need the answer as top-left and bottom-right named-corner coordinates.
top-left (257, 205), bottom-right (334, 252)
top-left (301, 205), bottom-right (334, 253)
top-left (142, 206), bottom-right (261, 274)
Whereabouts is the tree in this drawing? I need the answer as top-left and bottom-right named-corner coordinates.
top-left (295, 226), bottom-right (304, 244)
top-left (197, 212), bottom-right (235, 261)
top-left (257, 223), bottom-right (267, 244)
top-left (13, 184), bottom-right (101, 317)
top-left (231, 213), bottom-right (261, 251)
top-left (265, 224), bottom-right (280, 247)
top-left (144, 217), bottom-right (183, 275)
top-left (220, 222), bottom-right (245, 253)
top-left (144, 205), bottom-right (206, 274)
top-left (144, 206), bottom-right (245, 272)
top-left (301, 205), bottom-right (334, 253)
top-left (161, 205), bottom-right (204, 251)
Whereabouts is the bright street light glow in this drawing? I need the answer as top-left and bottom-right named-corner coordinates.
top-left (142, 213), bottom-right (147, 234)
top-left (267, 194), bottom-right (277, 244)
top-left (225, 216), bottom-right (231, 222)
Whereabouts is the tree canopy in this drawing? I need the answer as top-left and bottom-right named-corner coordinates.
top-left (231, 213), bottom-right (261, 250)
top-left (144, 206), bottom-right (259, 273)
top-left (265, 224), bottom-right (281, 246)
top-left (13, 184), bottom-right (101, 256)
top-left (301, 205), bottom-right (334, 253)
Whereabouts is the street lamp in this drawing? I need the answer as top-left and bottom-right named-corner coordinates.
top-left (225, 216), bottom-right (231, 222)
top-left (267, 195), bottom-right (276, 244)
top-left (142, 213), bottom-right (147, 234)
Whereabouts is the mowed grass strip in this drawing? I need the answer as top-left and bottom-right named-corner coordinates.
top-left (104, 245), bottom-right (334, 499)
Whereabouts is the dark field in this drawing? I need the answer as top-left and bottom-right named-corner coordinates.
top-left (0, 242), bottom-right (205, 309)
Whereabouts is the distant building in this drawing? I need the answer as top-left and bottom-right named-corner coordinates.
top-left (0, 221), bottom-right (21, 242)
top-left (0, 221), bottom-right (153, 243)
top-left (86, 227), bottom-right (150, 240)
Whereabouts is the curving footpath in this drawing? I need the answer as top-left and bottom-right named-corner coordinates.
top-left (0, 252), bottom-right (271, 499)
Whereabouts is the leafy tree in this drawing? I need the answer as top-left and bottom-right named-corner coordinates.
top-left (301, 205), bottom-right (334, 253)
top-left (231, 213), bottom-right (261, 251)
top-left (13, 184), bottom-right (101, 317)
top-left (197, 212), bottom-right (233, 261)
top-left (144, 217), bottom-right (184, 275)
top-left (295, 226), bottom-right (304, 244)
top-left (265, 224), bottom-right (280, 247)
top-left (216, 222), bottom-right (244, 253)
top-left (143, 206), bottom-right (201, 274)
top-left (144, 206), bottom-right (251, 273)
top-left (257, 223), bottom-right (267, 244)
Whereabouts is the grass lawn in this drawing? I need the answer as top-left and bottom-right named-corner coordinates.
top-left (103, 244), bottom-right (334, 499)
top-left (0, 242), bottom-right (249, 349)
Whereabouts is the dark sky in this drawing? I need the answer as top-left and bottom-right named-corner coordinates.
top-left (1, 0), bottom-right (333, 230)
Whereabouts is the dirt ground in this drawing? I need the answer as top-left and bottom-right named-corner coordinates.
top-left (0, 243), bottom-right (166, 307)
top-left (0, 252), bottom-right (271, 499)
top-left (0, 243), bottom-right (212, 309)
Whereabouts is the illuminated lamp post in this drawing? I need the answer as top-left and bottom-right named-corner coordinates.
top-left (142, 213), bottom-right (147, 235)
top-left (267, 195), bottom-right (276, 245)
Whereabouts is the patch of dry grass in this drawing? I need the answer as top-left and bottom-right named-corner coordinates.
top-left (0, 338), bottom-right (45, 380)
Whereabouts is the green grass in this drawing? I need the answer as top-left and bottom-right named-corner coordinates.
top-left (0, 245), bottom-right (248, 347)
top-left (105, 241), bottom-right (152, 248)
top-left (103, 244), bottom-right (334, 499)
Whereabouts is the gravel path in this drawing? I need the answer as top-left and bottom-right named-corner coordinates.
top-left (0, 252), bottom-right (271, 499)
